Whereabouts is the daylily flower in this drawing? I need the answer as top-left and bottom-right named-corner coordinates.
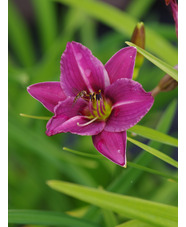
top-left (27, 42), bottom-right (154, 167)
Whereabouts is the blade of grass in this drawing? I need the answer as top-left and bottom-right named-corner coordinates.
top-left (125, 42), bottom-right (178, 81)
top-left (8, 210), bottom-right (99, 227)
top-left (53, 0), bottom-right (178, 65)
top-left (128, 124), bottom-right (178, 147)
top-left (127, 137), bottom-right (178, 168)
top-left (47, 180), bottom-right (178, 227)
top-left (32, 0), bottom-right (57, 52)
top-left (8, 1), bottom-right (35, 67)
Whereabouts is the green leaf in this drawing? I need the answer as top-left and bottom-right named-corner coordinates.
top-left (63, 146), bottom-right (177, 182)
top-left (127, 162), bottom-right (177, 182)
top-left (9, 115), bottom-right (98, 186)
top-left (116, 219), bottom-right (152, 227)
top-left (63, 147), bottom-right (102, 159)
top-left (47, 180), bottom-right (178, 227)
top-left (8, 210), bottom-right (99, 227)
top-left (102, 209), bottom-right (118, 227)
top-left (125, 42), bottom-right (178, 81)
top-left (128, 125), bottom-right (178, 147)
top-left (127, 137), bottom-right (178, 168)
top-left (53, 0), bottom-right (177, 65)
top-left (8, 1), bottom-right (36, 67)
top-left (32, 0), bottom-right (57, 52)
top-left (126, 0), bottom-right (156, 19)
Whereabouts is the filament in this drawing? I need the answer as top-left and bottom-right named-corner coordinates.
top-left (96, 101), bottom-right (102, 118)
top-left (77, 117), bottom-right (98, 127)
top-left (100, 99), bottom-right (106, 115)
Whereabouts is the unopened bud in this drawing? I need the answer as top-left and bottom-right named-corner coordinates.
top-left (131, 22), bottom-right (145, 79)
top-left (151, 65), bottom-right (178, 97)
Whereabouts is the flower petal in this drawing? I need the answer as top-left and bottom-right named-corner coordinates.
top-left (60, 41), bottom-right (110, 96)
top-left (46, 97), bottom-right (105, 136)
top-left (92, 130), bottom-right (127, 166)
top-left (105, 47), bottom-right (137, 83)
top-left (27, 82), bottom-right (66, 113)
top-left (104, 78), bottom-right (154, 132)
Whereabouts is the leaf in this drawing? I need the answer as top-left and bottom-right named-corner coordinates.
top-left (128, 125), bottom-right (178, 147)
top-left (63, 147), bottom-right (102, 159)
top-left (32, 0), bottom-right (57, 52)
top-left (63, 147), bottom-right (177, 182)
top-left (9, 114), bottom-right (98, 186)
top-left (47, 180), bottom-right (178, 227)
top-left (53, 0), bottom-right (178, 65)
top-left (127, 162), bottom-right (177, 182)
top-left (8, 210), bottom-right (99, 227)
top-left (102, 209), bottom-right (118, 227)
top-left (127, 137), bottom-right (178, 168)
top-left (8, 1), bottom-right (35, 67)
top-left (126, 0), bottom-right (156, 19)
top-left (116, 219), bottom-right (152, 227)
top-left (125, 42), bottom-right (178, 81)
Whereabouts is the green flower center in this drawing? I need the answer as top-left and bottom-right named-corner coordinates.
top-left (91, 98), bottom-right (112, 120)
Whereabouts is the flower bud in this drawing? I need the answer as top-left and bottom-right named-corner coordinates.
top-left (151, 65), bottom-right (178, 97)
top-left (131, 22), bottom-right (145, 79)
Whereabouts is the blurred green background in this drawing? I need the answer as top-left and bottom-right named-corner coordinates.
top-left (8, 0), bottom-right (178, 226)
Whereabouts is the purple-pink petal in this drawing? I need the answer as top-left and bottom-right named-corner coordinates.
top-left (92, 130), bottom-right (127, 167)
top-left (27, 82), bottom-right (66, 113)
top-left (46, 97), bottom-right (105, 136)
top-left (170, 0), bottom-right (178, 37)
top-left (60, 41), bottom-right (110, 97)
top-left (105, 47), bottom-right (137, 83)
top-left (104, 78), bottom-right (154, 132)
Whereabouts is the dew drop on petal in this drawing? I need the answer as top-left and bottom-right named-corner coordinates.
top-left (117, 149), bottom-right (121, 153)
top-left (76, 53), bottom-right (82, 61)
top-left (85, 69), bottom-right (91, 78)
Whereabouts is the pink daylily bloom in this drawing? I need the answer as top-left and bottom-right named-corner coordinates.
top-left (27, 42), bottom-right (154, 167)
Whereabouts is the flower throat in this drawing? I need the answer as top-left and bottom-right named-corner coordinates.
top-left (74, 90), bottom-right (112, 127)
